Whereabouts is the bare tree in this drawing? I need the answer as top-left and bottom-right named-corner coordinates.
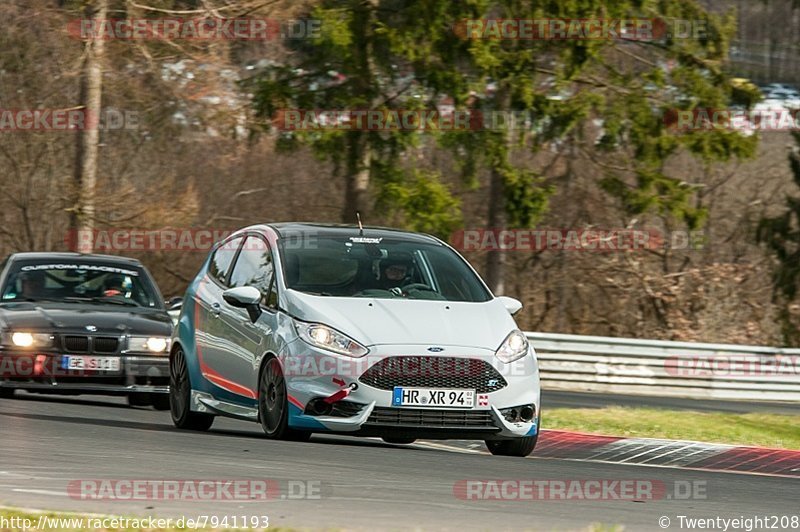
top-left (71, 0), bottom-right (108, 252)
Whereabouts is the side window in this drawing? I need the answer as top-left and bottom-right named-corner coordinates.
top-left (423, 249), bottom-right (490, 302)
top-left (228, 236), bottom-right (276, 307)
top-left (208, 236), bottom-right (243, 286)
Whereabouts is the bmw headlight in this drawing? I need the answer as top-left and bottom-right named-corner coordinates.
top-left (495, 330), bottom-right (529, 363)
top-left (128, 335), bottom-right (170, 354)
top-left (3, 331), bottom-right (54, 349)
top-left (294, 320), bottom-right (368, 358)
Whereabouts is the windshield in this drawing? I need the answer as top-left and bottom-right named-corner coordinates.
top-left (1, 261), bottom-right (163, 309)
top-left (279, 234), bottom-right (492, 302)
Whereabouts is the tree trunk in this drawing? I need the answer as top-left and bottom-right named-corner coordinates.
top-left (70, 0), bottom-right (106, 252)
top-left (484, 85), bottom-right (512, 294)
top-left (339, 0), bottom-right (375, 225)
top-left (485, 164), bottom-right (507, 294)
top-left (342, 131), bottom-right (371, 224)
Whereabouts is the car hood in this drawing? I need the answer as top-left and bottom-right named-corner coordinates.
top-left (284, 290), bottom-right (517, 350)
top-left (0, 303), bottom-right (172, 336)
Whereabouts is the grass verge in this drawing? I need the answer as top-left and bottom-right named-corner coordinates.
top-left (544, 407), bottom-right (800, 449)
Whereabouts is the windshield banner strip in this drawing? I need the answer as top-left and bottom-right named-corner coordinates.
top-left (20, 264), bottom-right (140, 276)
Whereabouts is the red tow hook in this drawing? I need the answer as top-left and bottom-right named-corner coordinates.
top-left (323, 382), bottom-right (358, 404)
top-left (33, 354), bottom-right (48, 377)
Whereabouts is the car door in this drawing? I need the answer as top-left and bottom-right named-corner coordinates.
top-left (194, 235), bottom-right (245, 397)
top-left (221, 233), bottom-right (280, 400)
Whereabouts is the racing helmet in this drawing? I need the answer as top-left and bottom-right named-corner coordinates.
top-left (378, 251), bottom-right (415, 281)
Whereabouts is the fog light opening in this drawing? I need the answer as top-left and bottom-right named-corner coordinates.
top-left (307, 398), bottom-right (333, 416)
top-left (519, 405), bottom-right (535, 422)
top-left (500, 404), bottom-right (536, 423)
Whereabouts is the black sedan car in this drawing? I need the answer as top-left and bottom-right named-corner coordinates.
top-left (0, 252), bottom-right (173, 409)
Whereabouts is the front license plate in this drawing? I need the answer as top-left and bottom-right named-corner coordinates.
top-left (392, 387), bottom-right (475, 408)
top-left (62, 356), bottom-right (121, 372)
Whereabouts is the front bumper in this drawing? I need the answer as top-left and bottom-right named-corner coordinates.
top-left (0, 353), bottom-right (169, 395)
top-left (278, 342), bottom-right (540, 439)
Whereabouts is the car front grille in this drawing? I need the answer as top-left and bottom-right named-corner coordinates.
top-left (93, 337), bottom-right (119, 354)
top-left (63, 335), bottom-right (89, 353)
top-left (61, 335), bottom-right (120, 354)
top-left (359, 356), bottom-right (507, 393)
top-left (366, 407), bottom-right (497, 429)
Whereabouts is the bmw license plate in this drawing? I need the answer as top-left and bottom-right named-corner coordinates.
top-left (392, 387), bottom-right (475, 408)
top-left (62, 355), bottom-right (121, 372)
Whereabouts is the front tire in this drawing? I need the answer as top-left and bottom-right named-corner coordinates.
top-left (170, 346), bottom-right (214, 431)
top-left (485, 435), bottom-right (538, 457)
top-left (258, 358), bottom-right (310, 441)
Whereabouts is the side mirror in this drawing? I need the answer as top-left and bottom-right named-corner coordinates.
top-left (166, 296), bottom-right (183, 311)
top-left (497, 295), bottom-right (523, 316)
top-left (222, 286), bottom-right (262, 322)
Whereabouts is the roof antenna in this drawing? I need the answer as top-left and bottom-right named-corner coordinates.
top-left (356, 212), bottom-right (364, 236)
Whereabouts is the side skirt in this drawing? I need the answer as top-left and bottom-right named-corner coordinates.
top-left (191, 390), bottom-right (258, 421)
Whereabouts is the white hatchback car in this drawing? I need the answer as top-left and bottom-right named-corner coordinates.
top-left (170, 223), bottom-right (541, 456)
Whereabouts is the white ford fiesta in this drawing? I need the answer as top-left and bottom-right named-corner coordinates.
top-left (170, 223), bottom-right (541, 456)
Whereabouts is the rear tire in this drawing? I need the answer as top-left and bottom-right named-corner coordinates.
top-left (258, 357), bottom-right (310, 441)
top-left (170, 346), bottom-right (214, 431)
top-left (150, 394), bottom-right (171, 411)
top-left (127, 393), bottom-right (150, 407)
top-left (0, 388), bottom-right (15, 399)
top-left (382, 437), bottom-right (416, 445)
top-left (486, 435), bottom-right (538, 457)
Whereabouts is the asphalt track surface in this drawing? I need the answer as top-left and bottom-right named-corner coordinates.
top-left (0, 392), bottom-right (797, 530)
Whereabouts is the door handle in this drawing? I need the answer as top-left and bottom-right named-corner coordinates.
top-left (210, 302), bottom-right (221, 317)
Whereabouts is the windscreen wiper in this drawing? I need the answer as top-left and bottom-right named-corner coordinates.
top-left (63, 296), bottom-right (141, 307)
top-left (8, 297), bottom-right (64, 303)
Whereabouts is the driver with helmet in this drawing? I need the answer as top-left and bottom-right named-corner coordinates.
top-left (375, 252), bottom-right (416, 292)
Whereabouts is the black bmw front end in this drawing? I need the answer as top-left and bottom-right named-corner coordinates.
top-left (0, 253), bottom-right (173, 409)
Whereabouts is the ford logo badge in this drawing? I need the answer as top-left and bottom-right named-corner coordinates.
top-left (427, 347), bottom-right (444, 352)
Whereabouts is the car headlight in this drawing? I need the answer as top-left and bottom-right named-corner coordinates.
top-left (3, 331), bottom-right (54, 349)
top-left (495, 330), bottom-right (529, 363)
top-left (293, 320), bottom-right (368, 358)
top-left (128, 335), bottom-right (170, 354)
